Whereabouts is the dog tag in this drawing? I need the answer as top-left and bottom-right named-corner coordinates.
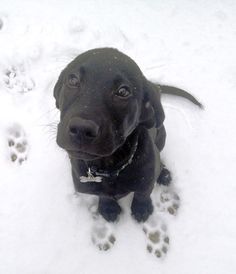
top-left (80, 168), bottom-right (102, 183)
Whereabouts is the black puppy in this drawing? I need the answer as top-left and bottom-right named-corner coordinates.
top-left (54, 48), bottom-right (201, 222)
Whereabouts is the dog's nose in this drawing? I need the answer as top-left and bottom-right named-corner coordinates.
top-left (68, 117), bottom-right (99, 142)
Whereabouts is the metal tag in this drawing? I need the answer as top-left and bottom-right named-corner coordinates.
top-left (80, 168), bottom-right (102, 183)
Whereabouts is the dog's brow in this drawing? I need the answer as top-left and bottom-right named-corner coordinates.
top-left (79, 66), bottom-right (86, 76)
top-left (113, 75), bottom-right (125, 86)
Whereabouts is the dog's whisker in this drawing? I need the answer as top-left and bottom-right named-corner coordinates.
top-left (145, 64), bottom-right (166, 71)
top-left (46, 127), bottom-right (57, 134)
top-left (33, 108), bottom-right (60, 124)
top-left (47, 133), bottom-right (57, 142)
top-left (37, 122), bottom-right (59, 129)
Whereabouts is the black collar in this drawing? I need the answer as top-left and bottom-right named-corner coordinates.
top-left (85, 129), bottom-right (139, 179)
top-left (88, 140), bottom-right (138, 178)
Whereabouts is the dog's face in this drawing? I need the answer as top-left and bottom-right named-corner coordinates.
top-left (54, 48), bottom-right (164, 160)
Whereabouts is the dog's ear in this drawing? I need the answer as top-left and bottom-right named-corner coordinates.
top-left (140, 80), bottom-right (165, 129)
top-left (53, 70), bottom-right (65, 109)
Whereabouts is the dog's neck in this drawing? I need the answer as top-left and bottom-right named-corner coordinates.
top-left (84, 127), bottom-right (140, 178)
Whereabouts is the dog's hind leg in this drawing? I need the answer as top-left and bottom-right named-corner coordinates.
top-left (157, 164), bottom-right (172, 186)
top-left (155, 125), bottom-right (166, 152)
top-left (154, 126), bottom-right (172, 186)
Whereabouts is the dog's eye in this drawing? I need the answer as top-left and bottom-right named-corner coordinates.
top-left (68, 74), bottom-right (80, 88)
top-left (115, 87), bottom-right (131, 98)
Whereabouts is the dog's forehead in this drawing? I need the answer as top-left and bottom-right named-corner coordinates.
top-left (68, 48), bottom-right (143, 80)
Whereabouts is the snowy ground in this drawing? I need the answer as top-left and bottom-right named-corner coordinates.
top-left (0, 0), bottom-right (236, 273)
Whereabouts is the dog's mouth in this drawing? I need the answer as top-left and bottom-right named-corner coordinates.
top-left (66, 137), bottom-right (127, 161)
top-left (66, 145), bottom-right (122, 160)
top-left (67, 149), bottom-right (102, 160)
top-left (59, 132), bottom-right (126, 161)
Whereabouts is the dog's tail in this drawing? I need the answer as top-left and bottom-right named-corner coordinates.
top-left (155, 84), bottom-right (203, 109)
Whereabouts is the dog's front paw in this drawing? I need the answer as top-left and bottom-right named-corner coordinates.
top-left (98, 198), bottom-right (121, 222)
top-left (131, 196), bottom-right (153, 222)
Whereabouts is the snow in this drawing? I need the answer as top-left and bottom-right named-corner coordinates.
top-left (0, 0), bottom-right (236, 273)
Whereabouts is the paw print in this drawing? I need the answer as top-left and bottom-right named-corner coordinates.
top-left (7, 124), bottom-right (28, 164)
top-left (143, 215), bottom-right (169, 258)
top-left (85, 196), bottom-right (116, 251)
top-left (3, 65), bottom-right (35, 94)
top-left (153, 186), bottom-right (180, 216)
top-left (91, 215), bottom-right (116, 251)
top-left (0, 18), bottom-right (3, 30)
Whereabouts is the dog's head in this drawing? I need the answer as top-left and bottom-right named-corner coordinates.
top-left (54, 48), bottom-right (164, 160)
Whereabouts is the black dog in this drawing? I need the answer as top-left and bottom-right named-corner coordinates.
top-left (54, 48), bottom-right (201, 222)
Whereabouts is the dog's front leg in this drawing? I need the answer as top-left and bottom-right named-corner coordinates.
top-left (131, 191), bottom-right (153, 222)
top-left (98, 197), bottom-right (122, 222)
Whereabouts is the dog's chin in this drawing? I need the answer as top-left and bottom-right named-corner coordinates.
top-left (67, 148), bottom-right (117, 161)
top-left (67, 141), bottom-right (125, 161)
top-left (57, 139), bottom-right (117, 161)
top-left (67, 150), bottom-right (101, 161)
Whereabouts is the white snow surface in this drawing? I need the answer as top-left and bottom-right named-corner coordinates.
top-left (0, 0), bottom-right (236, 273)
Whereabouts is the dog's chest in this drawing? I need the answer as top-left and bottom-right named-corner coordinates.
top-left (78, 149), bottom-right (159, 195)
